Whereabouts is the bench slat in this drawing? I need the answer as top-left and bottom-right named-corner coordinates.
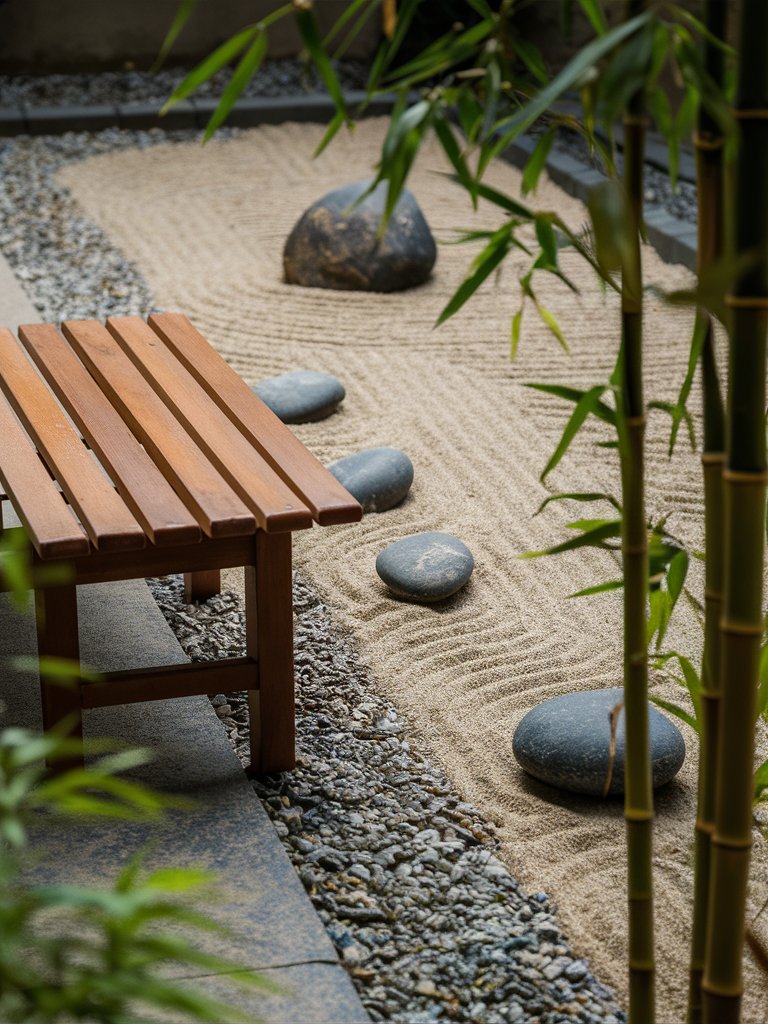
top-left (148, 313), bottom-right (363, 527)
top-left (61, 320), bottom-right (256, 540)
top-left (0, 327), bottom-right (145, 553)
top-left (0, 393), bottom-right (90, 559)
top-left (19, 324), bottom-right (202, 548)
top-left (106, 317), bottom-right (313, 534)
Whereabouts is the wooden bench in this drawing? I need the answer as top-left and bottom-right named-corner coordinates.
top-left (0, 313), bottom-right (361, 773)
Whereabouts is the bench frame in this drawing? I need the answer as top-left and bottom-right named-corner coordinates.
top-left (23, 529), bottom-right (294, 775)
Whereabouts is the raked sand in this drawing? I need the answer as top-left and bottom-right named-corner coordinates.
top-left (59, 118), bottom-right (768, 1022)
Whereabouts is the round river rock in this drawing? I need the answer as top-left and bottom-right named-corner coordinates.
top-left (252, 370), bottom-right (345, 423)
top-left (328, 447), bottom-right (414, 513)
top-left (283, 179), bottom-right (437, 292)
top-left (376, 532), bottom-right (474, 602)
top-left (513, 688), bottom-right (686, 797)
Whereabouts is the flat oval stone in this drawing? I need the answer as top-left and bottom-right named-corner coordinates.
top-left (376, 532), bottom-right (474, 602)
top-left (253, 370), bottom-right (345, 424)
top-left (283, 179), bottom-right (437, 293)
top-left (513, 688), bottom-right (686, 797)
top-left (328, 447), bottom-right (414, 513)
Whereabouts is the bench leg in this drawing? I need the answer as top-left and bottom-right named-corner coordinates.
top-left (246, 531), bottom-right (295, 775)
top-left (35, 584), bottom-right (83, 770)
top-left (184, 570), bottom-right (221, 603)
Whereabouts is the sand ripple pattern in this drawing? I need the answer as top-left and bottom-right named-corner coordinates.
top-left (59, 119), bottom-right (768, 1021)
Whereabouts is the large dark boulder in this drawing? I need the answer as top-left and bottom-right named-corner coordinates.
top-left (283, 179), bottom-right (437, 293)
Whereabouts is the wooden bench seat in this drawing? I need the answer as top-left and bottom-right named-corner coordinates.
top-left (0, 313), bottom-right (361, 773)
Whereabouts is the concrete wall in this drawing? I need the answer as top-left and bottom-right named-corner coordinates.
top-left (0, 0), bottom-right (380, 72)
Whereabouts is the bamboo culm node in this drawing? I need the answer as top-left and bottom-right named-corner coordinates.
top-left (721, 468), bottom-right (768, 484)
top-left (723, 295), bottom-right (768, 309)
top-left (693, 132), bottom-right (725, 151)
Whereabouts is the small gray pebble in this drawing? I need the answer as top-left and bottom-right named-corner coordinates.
top-left (328, 447), bottom-right (414, 513)
top-left (253, 369), bottom-right (345, 423)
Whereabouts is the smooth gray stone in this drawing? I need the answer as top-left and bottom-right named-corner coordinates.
top-left (283, 179), bottom-right (437, 293)
top-left (253, 370), bottom-right (345, 423)
top-left (328, 447), bottom-right (414, 513)
top-left (512, 688), bottom-right (686, 797)
top-left (376, 531), bottom-right (474, 602)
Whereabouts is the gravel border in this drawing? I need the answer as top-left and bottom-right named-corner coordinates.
top-left (149, 574), bottom-right (625, 1024)
top-left (0, 59), bottom-right (369, 109)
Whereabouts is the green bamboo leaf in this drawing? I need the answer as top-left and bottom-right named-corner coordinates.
top-left (569, 579), bottom-right (624, 598)
top-left (525, 382), bottom-right (616, 425)
top-left (757, 642), bottom-right (768, 719)
top-left (536, 491), bottom-right (621, 515)
top-left (161, 25), bottom-right (257, 113)
top-left (535, 217), bottom-right (558, 267)
top-left (754, 760), bottom-right (768, 801)
top-left (536, 384), bottom-right (612, 481)
top-left (295, 5), bottom-right (348, 117)
top-left (522, 132), bottom-right (555, 196)
top-left (436, 228), bottom-right (511, 326)
top-left (650, 694), bottom-right (699, 733)
top-left (465, 0), bottom-right (495, 18)
top-left (667, 312), bottom-right (707, 455)
top-left (510, 308), bottom-right (523, 360)
top-left (514, 37), bottom-right (549, 85)
top-left (313, 109), bottom-right (346, 158)
top-left (143, 867), bottom-right (217, 893)
top-left (587, 180), bottom-right (631, 274)
top-left (480, 11), bottom-right (650, 174)
top-left (578, 0), bottom-right (608, 36)
top-left (154, 0), bottom-right (200, 72)
top-left (535, 303), bottom-right (569, 352)
top-left (322, 0), bottom-right (374, 48)
top-left (384, 20), bottom-right (494, 90)
top-left (442, 174), bottom-right (534, 221)
top-left (667, 549), bottom-right (689, 606)
top-left (382, 99), bottom-right (431, 163)
top-left (597, 23), bottom-right (655, 127)
top-left (365, 0), bottom-right (420, 93)
top-left (566, 517), bottom-right (619, 531)
top-left (522, 519), bottom-right (621, 558)
top-left (434, 116), bottom-right (477, 207)
top-left (330, 0), bottom-right (382, 61)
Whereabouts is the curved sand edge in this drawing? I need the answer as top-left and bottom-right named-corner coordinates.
top-left (59, 118), bottom-right (768, 1022)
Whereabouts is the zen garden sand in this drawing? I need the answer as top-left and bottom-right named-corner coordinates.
top-left (55, 117), bottom-right (768, 1022)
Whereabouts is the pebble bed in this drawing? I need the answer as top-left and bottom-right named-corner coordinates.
top-left (0, 82), bottom-right (699, 1023)
top-left (149, 574), bottom-right (625, 1024)
top-left (0, 59), bottom-right (369, 108)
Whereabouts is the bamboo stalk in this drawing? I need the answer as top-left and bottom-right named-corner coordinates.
top-left (382, 0), bottom-right (397, 40)
top-left (620, 4), bottom-right (654, 1020)
top-left (688, 3), bottom-right (727, 1020)
top-left (702, 2), bottom-right (768, 1020)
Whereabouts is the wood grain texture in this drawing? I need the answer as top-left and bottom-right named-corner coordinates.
top-left (184, 569), bottom-right (221, 603)
top-left (19, 323), bottom-right (201, 547)
top-left (0, 327), bottom-right (144, 552)
top-left (35, 583), bottom-right (83, 770)
top-left (147, 313), bottom-right (362, 526)
top-left (61, 319), bottom-right (256, 539)
top-left (81, 658), bottom-right (254, 707)
top-left (247, 530), bottom-right (295, 774)
top-left (0, 392), bottom-right (89, 558)
top-left (106, 316), bottom-right (313, 533)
